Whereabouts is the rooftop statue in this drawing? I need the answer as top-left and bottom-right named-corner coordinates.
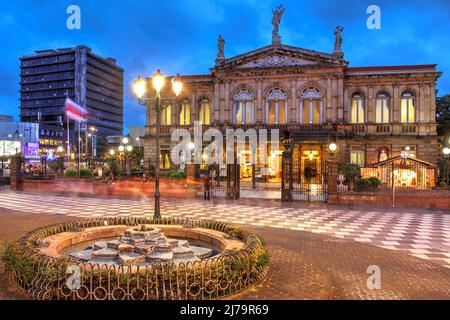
top-left (271, 4), bottom-right (285, 45)
top-left (333, 26), bottom-right (345, 58)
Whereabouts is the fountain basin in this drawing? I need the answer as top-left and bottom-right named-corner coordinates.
top-left (40, 224), bottom-right (245, 267)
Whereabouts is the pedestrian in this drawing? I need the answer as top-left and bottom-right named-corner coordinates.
top-left (203, 173), bottom-right (212, 200)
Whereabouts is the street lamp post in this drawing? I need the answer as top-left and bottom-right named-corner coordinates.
top-left (133, 70), bottom-right (183, 219)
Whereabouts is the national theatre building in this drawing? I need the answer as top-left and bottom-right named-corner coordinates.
top-left (144, 7), bottom-right (441, 194)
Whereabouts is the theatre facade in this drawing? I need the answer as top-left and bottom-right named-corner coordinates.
top-left (143, 20), bottom-right (441, 196)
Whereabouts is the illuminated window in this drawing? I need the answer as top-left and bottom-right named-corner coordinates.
top-left (161, 105), bottom-right (171, 125)
top-left (401, 90), bottom-right (415, 123)
top-left (375, 91), bottom-right (390, 123)
top-left (160, 150), bottom-right (171, 169)
top-left (300, 88), bottom-right (322, 124)
top-left (233, 89), bottom-right (254, 124)
top-left (351, 93), bottom-right (365, 124)
top-left (350, 146), bottom-right (365, 166)
top-left (266, 88), bottom-right (288, 125)
top-left (179, 100), bottom-right (191, 125)
top-left (199, 98), bottom-right (210, 125)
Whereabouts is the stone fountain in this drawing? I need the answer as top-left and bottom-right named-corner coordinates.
top-left (70, 225), bottom-right (213, 265)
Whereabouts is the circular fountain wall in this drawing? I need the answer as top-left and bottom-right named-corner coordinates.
top-left (6, 218), bottom-right (269, 300)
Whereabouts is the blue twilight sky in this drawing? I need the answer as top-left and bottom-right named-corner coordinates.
top-left (0, 0), bottom-right (450, 131)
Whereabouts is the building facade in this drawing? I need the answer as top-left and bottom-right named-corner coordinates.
top-left (143, 26), bottom-right (441, 186)
top-left (20, 45), bottom-right (124, 154)
top-left (0, 120), bottom-right (40, 162)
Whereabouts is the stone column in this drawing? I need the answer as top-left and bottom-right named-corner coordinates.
top-left (214, 81), bottom-right (220, 122)
top-left (290, 79), bottom-right (297, 122)
top-left (337, 76), bottom-right (344, 122)
top-left (191, 91), bottom-right (197, 122)
top-left (224, 81), bottom-right (230, 123)
top-left (326, 160), bottom-right (339, 205)
top-left (10, 155), bottom-right (23, 191)
top-left (326, 76), bottom-right (332, 122)
top-left (257, 80), bottom-right (263, 122)
top-left (392, 84), bottom-right (400, 123)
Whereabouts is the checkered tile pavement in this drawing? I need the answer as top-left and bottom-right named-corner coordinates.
top-left (1, 190), bottom-right (449, 269)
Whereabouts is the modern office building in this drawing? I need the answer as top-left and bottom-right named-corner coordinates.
top-left (19, 45), bottom-right (124, 154)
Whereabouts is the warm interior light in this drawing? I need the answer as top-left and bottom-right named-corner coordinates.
top-left (152, 69), bottom-right (165, 94)
top-left (172, 74), bottom-right (183, 96)
top-left (133, 76), bottom-right (147, 99)
top-left (328, 142), bottom-right (338, 153)
top-left (443, 147), bottom-right (450, 156)
top-left (188, 142), bottom-right (196, 150)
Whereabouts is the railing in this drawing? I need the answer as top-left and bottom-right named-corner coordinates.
top-left (401, 124), bottom-right (418, 134)
top-left (7, 218), bottom-right (268, 301)
top-left (376, 124), bottom-right (391, 134)
top-left (361, 160), bottom-right (436, 190)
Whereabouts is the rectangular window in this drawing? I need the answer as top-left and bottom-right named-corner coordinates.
top-left (161, 105), bottom-right (171, 125)
top-left (278, 101), bottom-right (286, 124)
top-left (351, 99), bottom-right (365, 124)
top-left (235, 102), bottom-right (243, 124)
top-left (199, 102), bottom-right (210, 125)
top-left (376, 99), bottom-right (389, 123)
top-left (160, 150), bottom-right (171, 169)
top-left (350, 147), bottom-right (365, 166)
top-left (179, 103), bottom-right (190, 125)
top-left (245, 102), bottom-right (253, 124)
top-left (401, 98), bottom-right (415, 123)
top-left (268, 101), bottom-right (276, 124)
top-left (312, 99), bottom-right (321, 124)
top-left (302, 100), bottom-right (310, 124)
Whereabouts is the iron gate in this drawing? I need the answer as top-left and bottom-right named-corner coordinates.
top-left (292, 159), bottom-right (328, 202)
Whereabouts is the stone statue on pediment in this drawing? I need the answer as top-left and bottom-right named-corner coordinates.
top-left (333, 26), bottom-right (344, 58)
top-left (271, 4), bottom-right (285, 45)
top-left (215, 35), bottom-right (225, 65)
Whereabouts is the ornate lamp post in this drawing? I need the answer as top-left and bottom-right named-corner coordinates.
top-left (133, 70), bottom-right (183, 219)
top-left (281, 130), bottom-right (294, 202)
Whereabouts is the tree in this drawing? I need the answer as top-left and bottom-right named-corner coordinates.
top-left (436, 94), bottom-right (450, 137)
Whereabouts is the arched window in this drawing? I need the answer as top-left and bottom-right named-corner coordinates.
top-left (266, 88), bottom-right (288, 125)
top-left (233, 89), bottom-right (254, 124)
top-left (375, 91), bottom-right (390, 123)
top-left (351, 92), bottom-right (365, 124)
top-left (300, 88), bottom-right (322, 124)
top-left (401, 90), bottom-right (415, 123)
top-left (161, 104), bottom-right (171, 125)
top-left (199, 97), bottom-right (210, 125)
top-left (179, 100), bottom-right (191, 125)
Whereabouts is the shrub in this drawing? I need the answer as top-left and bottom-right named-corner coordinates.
top-left (355, 177), bottom-right (382, 192)
top-left (79, 168), bottom-right (92, 178)
top-left (367, 176), bottom-right (382, 189)
top-left (256, 249), bottom-right (270, 268)
top-left (165, 170), bottom-right (186, 179)
top-left (355, 178), bottom-right (372, 192)
top-left (64, 169), bottom-right (78, 178)
top-left (340, 163), bottom-right (361, 185)
top-left (108, 158), bottom-right (121, 178)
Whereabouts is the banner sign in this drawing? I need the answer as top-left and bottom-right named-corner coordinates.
top-left (65, 98), bottom-right (88, 122)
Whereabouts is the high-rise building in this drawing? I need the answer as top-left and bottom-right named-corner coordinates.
top-left (19, 45), bottom-right (124, 154)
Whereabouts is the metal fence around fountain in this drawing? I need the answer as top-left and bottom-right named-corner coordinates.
top-left (8, 217), bottom-right (268, 300)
